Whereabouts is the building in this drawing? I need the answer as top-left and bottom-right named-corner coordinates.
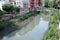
top-left (0, 0), bottom-right (5, 10)
top-left (23, 0), bottom-right (28, 8)
top-left (9, 0), bottom-right (28, 8)
top-left (14, 0), bottom-right (24, 8)
top-left (0, 0), bottom-right (41, 11)
top-left (0, 0), bottom-right (12, 10)
top-left (28, 0), bottom-right (41, 11)
top-left (0, 0), bottom-right (25, 10)
top-left (28, 0), bottom-right (38, 8)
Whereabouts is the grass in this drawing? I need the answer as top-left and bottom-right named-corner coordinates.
top-left (42, 9), bottom-right (59, 40)
top-left (0, 20), bottom-right (13, 28)
top-left (40, 11), bottom-right (49, 15)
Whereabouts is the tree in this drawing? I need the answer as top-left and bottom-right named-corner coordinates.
top-left (2, 4), bottom-right (14, 14)
top-left (14, 6), bottom-right (20, 13)
top-left (48, 1), bottom-right (54, 8)
top-left (45, 0), bottom-right (49, 7)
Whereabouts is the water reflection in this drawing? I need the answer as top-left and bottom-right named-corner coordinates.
top-left (1, 14), bottom-right (49, 40)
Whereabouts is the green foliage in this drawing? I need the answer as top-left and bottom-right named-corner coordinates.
top-left (0, 20), bottom-right (13, 28)
top-left (0, 10), bottom-right (4, 15)
top-left (43, 22), bottom-right (58, 40)
top-left (19, 12), bottom-right (35, 21)
top-left (14, 6), bottom-right (20, 12)
top-left (44, 0), bottom-right (49, 7)
top-left (2, 4), bottom-right (20, 14)
top-left (2, 4), bottom-right (14, 12)
top-left (51, 9), bottom-right (59, 20)
top-left (48, 1), bottom-right (54, 8)
top-left (45, 0), bottom-right (57, 8)
top-left (42, 10), bottom-right (59, 40)
top-left (40, 11), bottom-right (49, 15)
top-left (0, 11), bottom-right (40, 28)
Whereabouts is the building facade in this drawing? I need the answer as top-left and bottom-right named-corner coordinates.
top-left (0, 0), bottom-right (41, 11)
top-left (0, 0), bottom-right (5, 10)
top-left (0, 0), bottom-right (25, 10)
top-left (28, 0), bottom-right (41, 11)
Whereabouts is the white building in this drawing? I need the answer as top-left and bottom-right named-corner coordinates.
top-left (0, 1), bottom-right (5, 10)
top-left (0, 0), bottom-right (28, 10)
top-left (0, 0), bottom-right (10, 10)
top-left (14, 0), bottom-right (28, 8)
top-left (14, 0), bottom-right (24, 8)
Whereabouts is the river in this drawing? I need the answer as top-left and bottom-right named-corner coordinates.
top-left (0, 14), bottom-right (49, 40)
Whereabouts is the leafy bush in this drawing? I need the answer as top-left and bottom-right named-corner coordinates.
top-left (2, 4), bottom-right (20, 14)
top-left (45, 2), bottom-right (49, 7)
top-left (44, 0), bottom-right (49, 7)
top-left (14, 6), bottom-right (20, 12)
top-left (2, 4), bottom-right (14, 12)
top-left (48, 1), bottom-right (54, 8)
top-left (42, 10), bottom-right (59, 40)
top-left (0, 20), bottom-right (13, 28)
top-left (0, 10), bottom-right (4, 15)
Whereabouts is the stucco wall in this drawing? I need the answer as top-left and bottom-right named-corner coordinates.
top-left (15, 0), bottom-right (24, 8)
top-left (0, 1), bottom-right (5, 10)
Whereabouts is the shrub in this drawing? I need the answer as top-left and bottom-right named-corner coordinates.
top-left (42, 10), bottom-right (59, 40)
top-left (14, 6), bottom-right (20, 13)
top-left (2, 4), bottom-right (14, 13)
top-left (45, 2), bottom-right (49, 7)
top-left (0, 10), bottom-right (4, 16)
top-left (44, 0), bottom-right (49, 7)
top-left (48, 1), bottom-right (54, 8)
top-left (0, 20), bottom-right (13, 28)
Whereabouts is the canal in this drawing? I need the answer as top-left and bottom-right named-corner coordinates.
top-left (0, 13), bottom-right (49, 40)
